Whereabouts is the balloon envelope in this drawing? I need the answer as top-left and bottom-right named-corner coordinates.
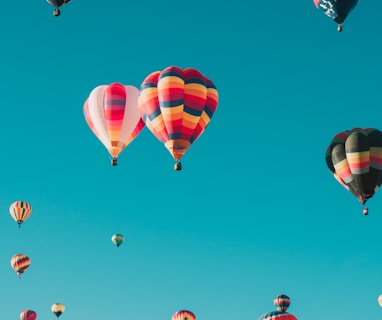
top-left (138, 66), bottom-right (218, 168)
top-left (46, 0), bottom-right (71, 7)
top-left (172, 310), bottom-right (196, 320)
top-left (313, 0), bottom-right (359, 27)
top-left (11, 254), bottom-right (31, 277)
top-left (111, 234), bottom-right (124, 247)
top-left (378, 294), bottom-right (382, 307)
top-left (259, 294), bottom-right (297, 320)
top-left (51, 303), bottom-right (65, 317)
top-left (274, 294), bottom-right (290, 312)
top-left (20, 310), bottom-right (37, 320)
top-left (84, 83), bottom-right (145, 165)
top-left (10, 200), bottom-right (32, 227)
top-left (326, 128), bottom-right (382, 207)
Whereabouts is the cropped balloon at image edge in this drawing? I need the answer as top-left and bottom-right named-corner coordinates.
top-left (326, 128), bottom-right (382, 216)
top-left (20, 310), bottom-right (37, 320)
top-left (46, 0), bottom-right (72, 17)
top-left (378, 294), bottom-right (382, 307)
top-left (172, 310), bottom-right (196, 320)
top-left (313, 0), bottom-right (359, 32)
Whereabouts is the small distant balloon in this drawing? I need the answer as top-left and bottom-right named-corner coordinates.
top-left (172, 310), bottom-right (196, 320)
top-left (51, 303), bottom-right (65, 319)
top-left (10, 200), bottom-right (32, 228)
top-left (46, 0), bottom-right (72, 17)
top-left (11, 254), bottom-right (31, 278)
top-left (20, 310), bottom-right (37, 320)
top-left (258, 294), bottom-right (297, 320)
top-left (111, 234), bottom-right (124, 248)
top-left (274, 294), bottom-right (291, 312)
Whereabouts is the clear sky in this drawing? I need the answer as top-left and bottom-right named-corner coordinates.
top-left (0, 0), bottom-right (381, 319)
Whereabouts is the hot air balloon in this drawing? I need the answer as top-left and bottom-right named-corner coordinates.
top-left (172, 310), bottom-right (196, 320)
top-left (258, 294), bottom-right (297, 320)
top-left (111, 233), bottom-right (124, 248)
top-left (84, 83), bottom-right (145, 166)
top-left (326, 128), bottom-right (382, 215)
top-left (378, 294), bottom-right (382, 307)
top-left (274, 294), bottom-right (290, 312)
top-left (11, 254), bottom-right (31, 278)
top-left (51, 303), bottom-right (65, 319)
top-left (138, 66), bottom-right (218, 171)
top-left (20, 310), bottom-right (37, 320)
top-left (313, 0), bottom-right (359, 32)
top-left (46, 0), bottom-right (72, 17)
top-left (10, 200), bottom-right (32, 228)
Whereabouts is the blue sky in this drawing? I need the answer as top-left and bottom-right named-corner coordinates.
top-left (1, 0), bottom-right (382, 319)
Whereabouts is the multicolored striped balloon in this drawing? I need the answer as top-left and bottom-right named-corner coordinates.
top-left (138, 66), bottom-right (218, 170)
top-left (20, 310), bottom-right (37, 320)
top-left (274, 294), bottom-right (290, 312)
top-left (111, 234), bottom-right (124, 248)
top-left (258, 295), bottom-right (297, 320)
top-left (9, 201), bottom-right (32, 228)
top-left (84, 83), bottom-right (145, 166)
top-left (172, 310), bottom-right (196, 320)
top-left (313, 0), bottom-right (359, 31)
top-left (11, 254), bottom-right (31, 278)
top-left (326, 128), bottom-right (382, 215)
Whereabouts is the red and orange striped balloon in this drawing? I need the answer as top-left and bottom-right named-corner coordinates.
top-left (84, 83), bottom-right (145, 166)
top-left (10, 201), bottom-right (32, 228)
top-left (139, 66), bottom-right (218, 170)
top-left (11, 254), bottom-right (31, 278)
top-left (172, 310), bottom-right (196, 320)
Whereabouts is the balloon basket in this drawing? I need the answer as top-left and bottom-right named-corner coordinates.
top-left (174, 162), bottom-right (182, 171)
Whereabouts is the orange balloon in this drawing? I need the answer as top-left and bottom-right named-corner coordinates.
top-left (9, 201), bottom-right (32, 228)
top-left (172, 310), bottom-right (195, 320)
top-left (139, 66), bottom-right (218, 170)
top-left (11, 254), bottom-right (31, 278)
